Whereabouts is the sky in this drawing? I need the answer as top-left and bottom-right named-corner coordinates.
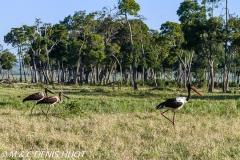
top-left (0, 0), bottom-right (240, 55)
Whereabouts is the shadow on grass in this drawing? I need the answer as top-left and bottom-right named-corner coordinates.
top-left (76, 91), bottom-right (240, 102)
top-left (18, 86), bottom-right (240, 101)
top-left (0, 102), bottom-right (8, 106)
top-left (30, 112), bottom-right (47, 117)
top-left (192, 93), bottom-right (240, 101)
top-left (0, 112), bottom-right (11, 115)
top-left (66, 91), bottom-right (160, 100)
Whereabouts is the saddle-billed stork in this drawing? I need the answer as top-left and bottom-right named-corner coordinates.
top-left (156, 84), bottom-right (202, 126)
top-left (36, 92), bottom-right (70, 118)
top-left (23, 88), bottom-right (54, 116)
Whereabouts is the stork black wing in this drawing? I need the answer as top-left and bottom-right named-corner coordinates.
top-left (23, 92), bottom-right (44, 102)
top-left (163, 98), bottom-right (184, 109)
top-left (36, 96), bottom-right (58, 104)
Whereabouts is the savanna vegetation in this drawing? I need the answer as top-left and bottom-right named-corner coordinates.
top-left (0, 83), bottom-right (240, 159)
top-left (0, 0), bottom-right (240, 93)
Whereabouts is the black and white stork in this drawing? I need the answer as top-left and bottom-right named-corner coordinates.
top-left (156, 84), bottom-right (202, 126)
top-left (23, 88), bottom-right (54, 116)
top-left (36, 92), bottom-right (70, 118)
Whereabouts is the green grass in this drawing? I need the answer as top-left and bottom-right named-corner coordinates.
top-left (0, 83), bottom-right (240, 159)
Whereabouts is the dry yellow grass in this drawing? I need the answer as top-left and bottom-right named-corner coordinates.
top-left (0, 108), bottom-right (239, 159)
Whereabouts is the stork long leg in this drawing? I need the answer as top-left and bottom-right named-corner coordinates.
top-left (41, 106), bottom-right (46, 115)
top-left (30, 104), bottom-right (36, 117)
top-left (45, 105), bottom-right (51, 119)
top-left (173, 111), bottom-right (176, 126)
top-left (161, 109), bottom-right (175, 126)
top-left (31, 104), bottom-right (47, 116)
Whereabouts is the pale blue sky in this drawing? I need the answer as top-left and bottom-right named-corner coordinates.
top-left (0, 0), bottom-right (239, 54)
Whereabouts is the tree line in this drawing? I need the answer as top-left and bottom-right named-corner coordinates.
top-left (1, 0), bottom-right (240, 92)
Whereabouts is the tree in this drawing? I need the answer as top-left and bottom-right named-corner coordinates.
top-left (84, 34), bottom-right (105, 84)
top-left (201, 0), bottom-right (224, 17)
top-left (40, 23), bottom-right (68, 83)
top-left (97, 6), bottom-right (122, 84)
top-left (4, 27), bottom-right (28, 82)
top-left (146, 30), bottom-right (169, 86)
top-left (113, 21), bottom-right (132, 85)
top-left (118, 0), bottom-right (140, 90)
top-left (138, 17), bottom-right (147, 85)
top-left (60, 11), bottom-right (97, 84)
top-left (224, 16), bottom-right (240, 89)
top-left (131, 17), bottom-right (149, 86)
top-left (160, 21), bottom-right (187, 87)
top-left (21, 20), bottom-right (44, 83)
top-left (49, 39), bottom-right (74, 83)
top-left (177, 0), bottom-right (225, 92)
top-left (0, 50), bottom-right (17, 81)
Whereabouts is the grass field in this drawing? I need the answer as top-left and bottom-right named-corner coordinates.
top-left (0, 83), bottom-right (240, 159)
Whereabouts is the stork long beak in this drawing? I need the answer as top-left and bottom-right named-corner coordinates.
top-left (63, 94), bottom-right (70, 99)
top-left (192, 88), bottom-right (202, 96)
top-left (47, 89), bottom-right (54, 94)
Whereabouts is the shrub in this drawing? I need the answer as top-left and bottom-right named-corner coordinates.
top-left (229, 81), bottom-right (238, 87)
top-left (165, 80), bottom-right (178, 88)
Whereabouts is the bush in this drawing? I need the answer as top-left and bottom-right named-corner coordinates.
top-left (194, 79), bottom-right (207, 88)
top-left (142, 79), bottom-right (167, 87)
top-left (193, 70), bottom-right (207, 88)
top-left (144, 79), bottom-right (157, 87)
top-left (156, 79), bottom-right (166, 88)
top-left (216, 82), bottom-right (238, 88)
top-left (216, 82), bottom-right (223, 88)
top-left (229, 82), bottom-right (238, 87)
top-left (165, 80), bottom-right (178, 88)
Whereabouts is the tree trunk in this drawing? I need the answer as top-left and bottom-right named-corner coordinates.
top-left (94, 66), bottom-right (97, 85)
top-left (153, 69), bottom-right (157, 87)
top-left (99, 65), bottom-right (105, 85)
top-left (22, 57), bottom-right (27, 83)
top-left (18, 53), bottom-right (22, 82)
top-left (65, 68), bottom-right (68, 83)
top-left (7, 70), bottom-right (10, 81)
top-left (79, 56), bottom-right (84, 85)
top-left (237, 71), bottom-right (240, 84)
top-left (73, 66), bottom-right (79, 85)
top-left (106, 59), bottom-right (116, 83)
top-left (74, 41), bottom-right (85, 84)
top-left (85, 70), bottom-right (90, 84)
top-left (142, 67), bottom-right (145, 86)
top-left (222, 0), bottom-right (228, 92)
top-left (124, 69), bottom-right (129, 85)
top-left (184, 65), bottom-right (187, 88)
top-left (140, 22), bottom-right (145, 86)
top-left (177, 62), bottom-right (182, 88)
top-left (209, 60), bottom-right (214, 92)
top-left (45, 51), bottom-right (51, 83)
top-left (119, 62), bottom-right (123, 86)
top-left (61, 62), bottom-right (65, 83)
top-left (57, 61), bottom-right (60, 83)
top-left (32, 54), bottom-right (38, 83)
